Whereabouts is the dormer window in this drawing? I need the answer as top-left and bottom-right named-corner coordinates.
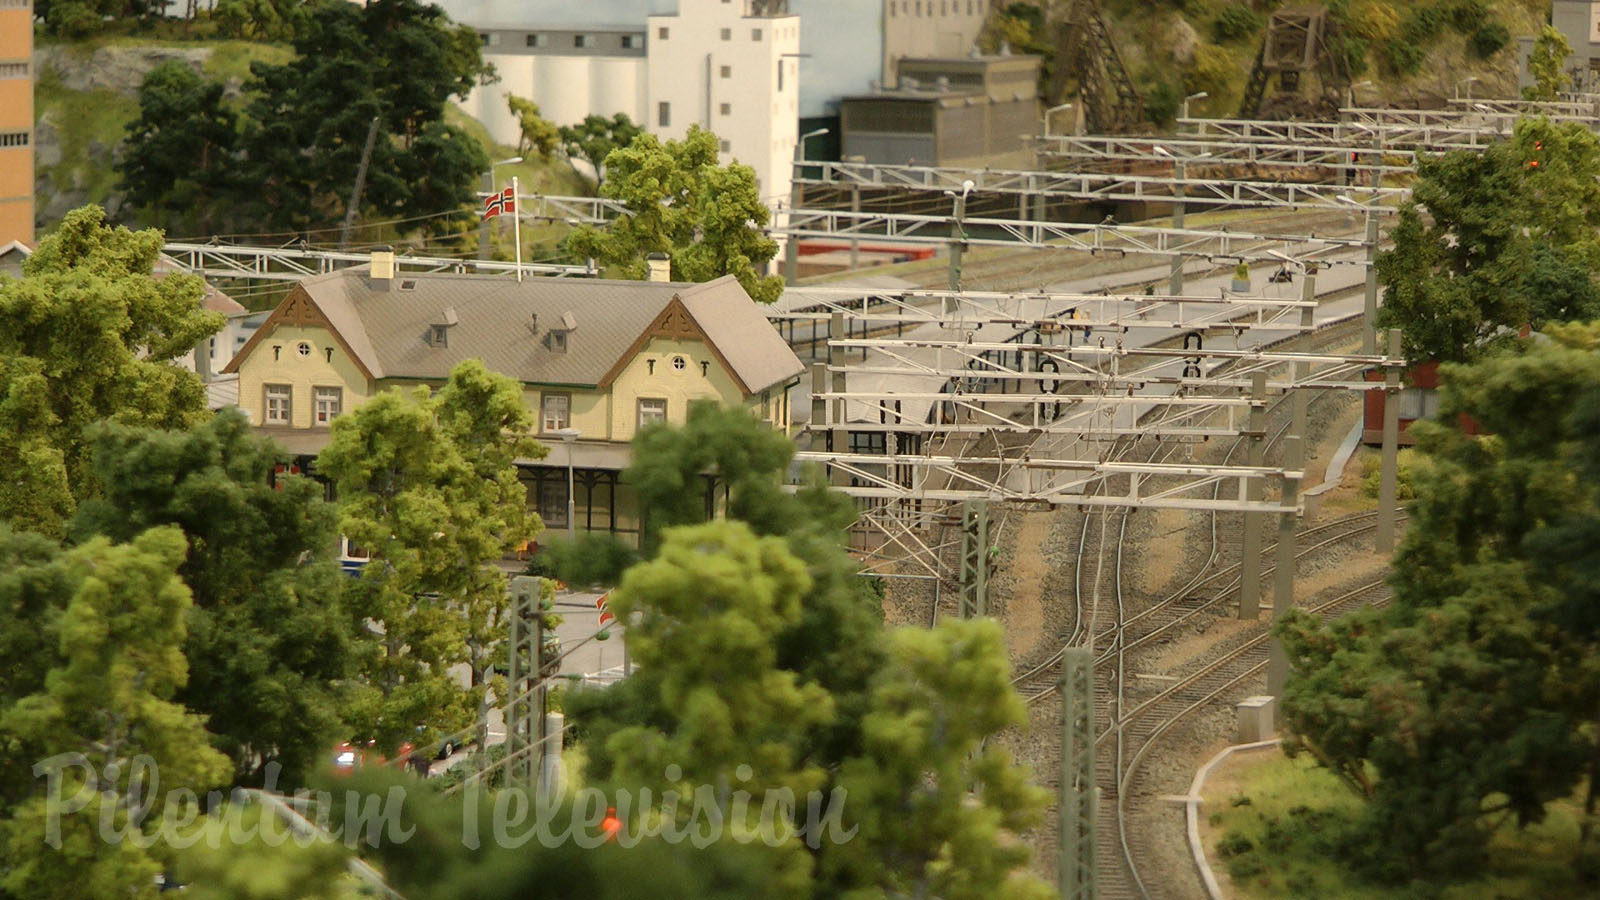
top-left (429, 306), bottom-right (458, 348)
top-left (545, 310), bottom-right (576, 353)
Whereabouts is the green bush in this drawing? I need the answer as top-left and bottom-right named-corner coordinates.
top-left (1144, 80), bottom-right (1182, 127)
top-left (1228, 855), bottom-right (1267, 879)
top-left (1382, 38), bottom-right (1428, 76)
top-left (1470, 22), bottom-right (1510, 58)
top-left (1212, 4), bottom-right (1263, 42)
top-left (1216, 829), bottom-right (1255, 858)
top-left (1444, 0), bottom-right (1489, 35)
top-left (1361, 448), bottom-right (1420, 501)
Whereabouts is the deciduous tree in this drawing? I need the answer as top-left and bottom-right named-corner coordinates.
top-left (557, 113), bottom-right (642, 189)
top-left (563, 126), bottom-right (784, 303)
top-left (0, 206), bottom-right (221, 538)
top-left (1278, 326), bottom-right (1600, 877)
top-left (0, 527), bottom-right (232, 900)
top-left (70, 411), bottom-right (358, 787)
top-left (1526, 25), bottom-right (1573, 101)
top-left (315, 360), bottom-right (541, 754)
top-left (1376, 117), bottom-right (1600, 362)
top-left (506, 95), bottom-right (560, 161)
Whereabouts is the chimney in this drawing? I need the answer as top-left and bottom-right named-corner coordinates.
top-left (646, 253), bottom-right (671, 283)
top-left (371, 245), bottom-right (396, 291)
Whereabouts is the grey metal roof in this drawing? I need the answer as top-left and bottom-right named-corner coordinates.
top-left (295, 269), bottom-right (802, 393)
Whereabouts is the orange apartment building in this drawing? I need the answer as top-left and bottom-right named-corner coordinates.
top-left (0, 0), bottom-right (32, 246)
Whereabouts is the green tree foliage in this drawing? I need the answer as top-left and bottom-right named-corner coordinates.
top-left (232, 0), bottom-right (492, 234)
top-left (118, 61), bottom-right (240, 235)
top-left (177, 804), bottom-right (364, 900)
top-left (336, 768), bottom-right (791, 900)
top-left (0, 527), bottom-right (232, 899)
top-left (823, 620), bottom-right (1053, 900)
top-left (557, 113), bottom-right (643, 189)
top-left (0, 206), bottom-right (221, 538)
top-left (1211, 4), bottom-right (1262, 42)
top-left (1277, 328), bottom-right (1600, 878)
top-left (1526, 24), bottom-right (1573, 102)
top-left (563, 126), bottom-right (785, 304)
top-left (34, 0), bottom-right (165, 37)
top-left (316, 360), bottom-right (542, 753)
top-left (70, 411), bottom-right (357, 787)
top-left (1376, 117), bottom-right (1600, 363)
top-left (213, 0), bottom-right (304, 40)
top-left (567, 403), bottom-right (1050, 897)
top-left (506, 95), bottom-right (560, 161)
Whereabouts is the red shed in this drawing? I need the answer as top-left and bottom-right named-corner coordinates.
top-left (1362, 360), bottom-right (1483, 445)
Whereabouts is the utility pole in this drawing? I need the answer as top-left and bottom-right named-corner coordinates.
top-left (785, 128), bottom-right (829, 285)
top-left (959, 500), bottom-right (990, 617)
top-left (479, 169), bottom-right (494, 261)
top-left (1059, 648), bottom-right (1096, 900)
top-left (1237, 371), bottom-right (1268, 620)
top-left (338, 117), bottom-right (381, 251)
top-left (1268, 435), bottom-right (1303, 696)
top-left (1375, 329), bottom-right (1403, 553)
top-left (1269, 272), bottom-right (1316, 689)
top-left (1169, 158), bottom-right (1186, 296)
top-left (1361, 132), bottom-right (1382, 355)
top-left (828, 313), bottom-right (847, 487)
top-left (948, 182), bottom-right (971, 293)
top-left (507, 575), bottom-right (552, 790)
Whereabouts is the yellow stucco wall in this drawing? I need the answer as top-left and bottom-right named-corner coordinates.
top-left (235, 324), bottom-right (374, 427)
top-left (523, 386), bottom-right (609, 440)
top-left (605, 337), bottom-right (746, 441)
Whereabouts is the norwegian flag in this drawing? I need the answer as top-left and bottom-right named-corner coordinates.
top-left (596, 591), bottom-right (615, 628)
top-left (483, 185), bottom-right (515, 219)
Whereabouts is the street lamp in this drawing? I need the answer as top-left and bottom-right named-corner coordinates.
top-left (553, 427), bottom-right (580, 541)
top-left (1181, 91), bottom-right (1208, 121)
top-left (784, 127), bottom-right (832, 285)
top-left (1045, 102), bottom-right (1074, 138)
top-left (480, 156), bottom-right (524, 261)
top-left (1345, 80), bottom-right (1373, 111)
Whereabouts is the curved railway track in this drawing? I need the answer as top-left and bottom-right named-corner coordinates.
top-left (1004, 332), bottom-right (1394, 898)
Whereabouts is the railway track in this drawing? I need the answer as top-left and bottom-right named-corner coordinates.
top-left (1000, 310), bottom-right (1393, 898)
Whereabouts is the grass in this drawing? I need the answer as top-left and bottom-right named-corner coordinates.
top-left (33, 62), bottom-right (137, 206)
top-left (1207, 750), bottom-right (1591, 899)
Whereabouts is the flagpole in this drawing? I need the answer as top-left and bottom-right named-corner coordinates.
top-left (512, 176), bottom-right (522, 283)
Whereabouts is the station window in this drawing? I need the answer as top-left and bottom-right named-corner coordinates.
top-left (263, 385), bottom-right (292, 425)
top-left (541, 393), bottom-right (571, 432)
top-left (314, 387), bottom-right (343, 425)
top-left (538, 480), bottom-right (567, 527)
top-left (637, 397), bottom-right (667, 427)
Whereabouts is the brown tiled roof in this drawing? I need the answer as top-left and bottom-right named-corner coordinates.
top-left (229, 268), bottom-right (803, 394)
